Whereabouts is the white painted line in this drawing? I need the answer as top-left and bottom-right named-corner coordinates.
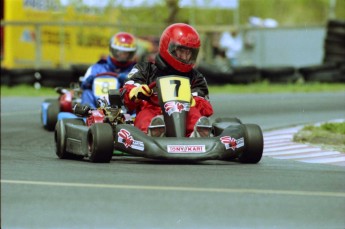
top-left (263, 128), bottom-right (301, 136)
top-left (1, 179), bottom-right (345, 198)
top-left (299, 156), bottom-right (345, 163)
top-left (264, 121), bottom-right (345, 166)
top-left (263, 135), bottom-right (292, 140)
top-left (264, 140), bottom-right (292, 145)
top-left (264, 148), bottom-right (329, 156)
top-left (264, 144), bottom-right (309, 153)
top-left (264, 142), bottom-right (297, 147)
top-left (272, 151), bottom-right (340, 159)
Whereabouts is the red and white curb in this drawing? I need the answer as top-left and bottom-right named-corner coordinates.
top-left (263, 126), bottom-right (345, 167)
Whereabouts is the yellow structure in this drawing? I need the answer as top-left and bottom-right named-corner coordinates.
top-left (2, 0), bottom-right (121, 69)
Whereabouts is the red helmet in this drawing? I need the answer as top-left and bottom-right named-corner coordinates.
top-left (159, 23), bottom-right (200, 72)
top-left (109, 32), bottom-right (137, 63)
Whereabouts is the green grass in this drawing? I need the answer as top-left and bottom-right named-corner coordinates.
top-left (1, 82), bottom-right (344, 97)
top-left (208, 82), bottom-right (345, 94)
top-left (293, 122), bottom-right (345, 153)
top-left (1, 85), bottom-right (57, 97)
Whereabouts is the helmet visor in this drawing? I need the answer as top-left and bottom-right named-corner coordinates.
top-left (110, 49), bottom-right (136, 62)
top-left (168, 42), bottom-right (199, 65)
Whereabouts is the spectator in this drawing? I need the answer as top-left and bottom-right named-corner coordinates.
top-left (219, 29), bottom-right (243, 67)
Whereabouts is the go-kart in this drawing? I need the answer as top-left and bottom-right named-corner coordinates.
top-left (41, 72), bottom-right (122, 131)
top-left (54, 75), bottom-right (264, 163)
top-left (41, 83), bottom-right (82, 131)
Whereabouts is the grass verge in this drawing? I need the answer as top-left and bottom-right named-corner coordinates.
top-left (293, 122), bottom-right (345, 153)
top-left (1, 82), bottom-right (345, 97)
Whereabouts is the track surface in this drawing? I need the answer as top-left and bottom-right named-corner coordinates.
top-left (1, 92), bottom-right (345, 229)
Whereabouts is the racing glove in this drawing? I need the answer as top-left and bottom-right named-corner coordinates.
top-left (190, 96), bottom-right (196, 107)
top-left (129, 84), bottom-right (152, 102)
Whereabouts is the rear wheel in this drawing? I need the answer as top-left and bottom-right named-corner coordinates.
top-left (238, 124), bottom-right (264, 164)
top-left (87, 123), bottom-right (114, 163)
top-left (55, 119), bottom-right (85, 159)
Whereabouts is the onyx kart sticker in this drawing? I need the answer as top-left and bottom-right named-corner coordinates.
top-left (164, 101), bottom-right (190, 116)
top-left (118, 129), bottom-right (144, 151)
top-left (167, 145), bottom-right (206, 153)
top-left (220, 136), bottom-right (244, 150)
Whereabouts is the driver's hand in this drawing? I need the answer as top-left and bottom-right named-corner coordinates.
top-left (129, 84), bottom-right (153, 102)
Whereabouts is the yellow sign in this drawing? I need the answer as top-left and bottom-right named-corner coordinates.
top-left (93, 77), bottom-right (119, 97)
top-left (158, 76), bottom-right (191, 102)
top-left (2, 0), bottom-right (120, 69)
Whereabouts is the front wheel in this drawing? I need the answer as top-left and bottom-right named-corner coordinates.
top-left (238, 124), bottom-right (264, 164)
top-left (87, 123), bottom-right (114, 163)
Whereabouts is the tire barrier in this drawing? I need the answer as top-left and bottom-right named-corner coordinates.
top-left (196, 63), bottom-right (261, 85)
top-left (231, 66), bottom-right (261, 84)
top-left (2, 63), bottom-right (342, 88)
top-left (1, 65), bottom-right (87, 88)
top-left (38, 68), bottom-right (76, 88)
top-left (299, 61), bottom-right (344, 83)
top-left (196, 63), bottom-right (233, 85)
top-left (323, 19), bottom-right (345, 64)
top-left (260, 66), bottom-right (300, 83)
top-left (297, 19), bottom-right (345, 83)
top-left (1, 68), bottom-right (11, 85)
top-left (4, 69), bottom-right (37, 87)
top-left (70, 64), bottom-right (89, 81)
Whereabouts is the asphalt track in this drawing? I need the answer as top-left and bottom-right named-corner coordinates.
top-left (1, 92), bottom-right (345, 229)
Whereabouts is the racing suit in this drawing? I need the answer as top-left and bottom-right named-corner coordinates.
top-left (120, 54), bottom-right (214, 136)
top-left (81, 56), bottom-right (135, 108)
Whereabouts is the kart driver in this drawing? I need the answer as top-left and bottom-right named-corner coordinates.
top-left (81, 32), bottom-right (137, 108)
top-left (120, 23), bottom-right (214, 137)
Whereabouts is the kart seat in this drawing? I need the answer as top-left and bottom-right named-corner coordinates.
top-left (108, 89), bottom-right (123, 107)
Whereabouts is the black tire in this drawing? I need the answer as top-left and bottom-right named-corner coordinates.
top-left (44, 100), bottom-right (60, 131)
top-left (87, 123), bottom-right (114, 163)
top-left (305, 69), bottom-right (342, 83)
top-left (298, 63), bottom-right (338, 77)
top-left (238, 124), bottom-right (264, 164)
top-left (7, 69), bottom-right (36, 86)
top-left (41, 98), bottom-right (56, 130)
top-left (70, 64), bottom-right (89, 81)
top-left (55, 119), bottom-right (85, 159)
top-left (1, 68), bottom-right (10, 86)
top-left (196, 62), bottom-right (233, 85)
top-left (260, 66), bottom-right (297, 83)
top-left (231, 66), bottom-right (261, 84)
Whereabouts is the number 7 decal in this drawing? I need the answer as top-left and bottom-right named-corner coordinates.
top-left (169, 80), bottom-right (181, 97)
top-left (158, 76), bottom-right (191, 102)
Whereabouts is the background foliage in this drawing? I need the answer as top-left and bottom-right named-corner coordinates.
top-left (117, 0), bottom-right (345, 29)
